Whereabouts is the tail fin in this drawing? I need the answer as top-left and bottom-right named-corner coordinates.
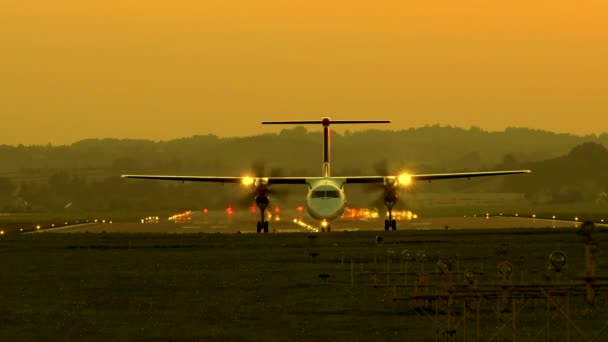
top-left (262, 117), bottom-right (390, 177)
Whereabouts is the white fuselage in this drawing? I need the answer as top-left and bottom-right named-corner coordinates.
top-left (305, 179), bottom-right (346, 221)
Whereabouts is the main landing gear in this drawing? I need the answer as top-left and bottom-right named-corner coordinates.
top-left (255, 194), bottom-right (270, 233)
top-left (384, 197), bottom-right (397, 231)
top-left (384, 219), bottom-right (396, 231)
top-left (256, 221), bottom-right (268, 234)
top-left (321, 223), bottom-right (331, 232)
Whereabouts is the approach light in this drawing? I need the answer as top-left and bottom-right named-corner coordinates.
top-left (532, 214), bottom-right (536, 218)
top-left (36, 225), bottom-right (40, 230)
top-left (242, 177), bottom-right (254, 186)
top-left (498, 261), bottom-right (513, 279)
top-left (398, 173), bottom-right (412, 186)
top-left (415, 250), bottom-right (426, 263)
top-left (321, 220), bottom-right (329, 228)
top-left (549, 251), bottom-right (567, 272)
top-left (552, 215), bottom-right (556, 219)
top-left (464, 269), bottom-right (476, 284)
top-left (437, 260), bottom-right (450, 274)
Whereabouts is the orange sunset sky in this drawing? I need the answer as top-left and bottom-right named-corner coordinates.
top-left (1, 1), bottom-right (607, 145)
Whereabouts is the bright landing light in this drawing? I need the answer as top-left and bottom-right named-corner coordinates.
top-left (242, 177), bottom-right (254, 186)
top-left (398, 173), bottom-right (412, 186)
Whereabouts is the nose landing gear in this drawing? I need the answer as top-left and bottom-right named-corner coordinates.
top-left (384, 197), bottom-right (397, 231)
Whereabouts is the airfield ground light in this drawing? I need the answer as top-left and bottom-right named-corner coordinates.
top-left (464, 269), bottom-right (477, 285)
top-left (516, 255), bottom-right (526, 281)
top-left (549, 251), bottom-right (567, 272)
top-left (415, 250), bottom-right (426, 263)
top-left (400, 249), bottom-right (412, 283)
top-left (578, 221), bottom-right (598, 306)
top-left (309, 252), bottom-right (319, 263)
top-left (414, 250), bottom-right (428, 302)
top-left (497, 261), bottom-right (513, 281)
top-left (400, 249), bottom-right (411, 273)
top-left (318, 273), bottom-right (330, 284)
top-left (385, 249), bottom-right (396, 283)
top-left (496, 242), bottom-right (509, 262)
top-left (437, 259), bottom-right (450, 274)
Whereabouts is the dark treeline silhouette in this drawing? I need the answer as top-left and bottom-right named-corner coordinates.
top-left (0, 125), bottom-right (607, 213)
top-left (503, 142), bottom-right (608, 204)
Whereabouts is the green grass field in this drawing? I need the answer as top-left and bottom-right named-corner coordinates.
top-left (1, 229), bottom-right (607, 341)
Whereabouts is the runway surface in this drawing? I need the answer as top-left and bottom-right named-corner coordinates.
top-left (39, 215), bottom-right (587, 234)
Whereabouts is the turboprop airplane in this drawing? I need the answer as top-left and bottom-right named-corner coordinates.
top-left (122, 117), bottom-right (530, 233)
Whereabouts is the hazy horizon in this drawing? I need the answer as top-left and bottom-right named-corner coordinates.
top-left (2, 1), bottom-right (607, 145)
top-left (1, 124), bottom-right (607, 147)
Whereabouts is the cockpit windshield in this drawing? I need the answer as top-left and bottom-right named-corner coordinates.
top-left (311, 190), bottom-right (340, 198)
top-left (325, 190), bottom-right (339, 198)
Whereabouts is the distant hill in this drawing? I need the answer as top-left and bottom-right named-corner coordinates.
top-left (1, 126), bottom-right (607, 178)
top-left (1, 126), bottom-right (607, 213)
top-left (503, 142), bottom-right (608, 203)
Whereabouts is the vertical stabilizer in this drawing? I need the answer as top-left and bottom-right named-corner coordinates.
top-left (322, 119), bottom-right (331, 177)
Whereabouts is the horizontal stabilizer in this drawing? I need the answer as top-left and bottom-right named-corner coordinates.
top-left (262, 119), bottom-right (390, 125)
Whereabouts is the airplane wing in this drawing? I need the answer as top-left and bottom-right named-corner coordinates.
top-left (121, 175), bottom-right (245, 183)
top-left (345, 170), bottom-right (531, 184)
top-left (123, 170), bottom-right (529, 185)
top-left (120, 175), bottom-right (308, 184)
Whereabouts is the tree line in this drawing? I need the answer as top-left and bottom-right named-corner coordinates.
top-left (0, 126), bottom-right (607, 213)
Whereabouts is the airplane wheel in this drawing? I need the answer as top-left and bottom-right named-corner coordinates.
top-left (256, 221), bottom-right (262, 233)
top-left (384, 219), bottom-right (389, 231)
top-left (327, 225), bottom-right (331, 232)
top-left (263, 221), bottom-right (269, 233)
top-left (391, 219), bottom-right (397, 230)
